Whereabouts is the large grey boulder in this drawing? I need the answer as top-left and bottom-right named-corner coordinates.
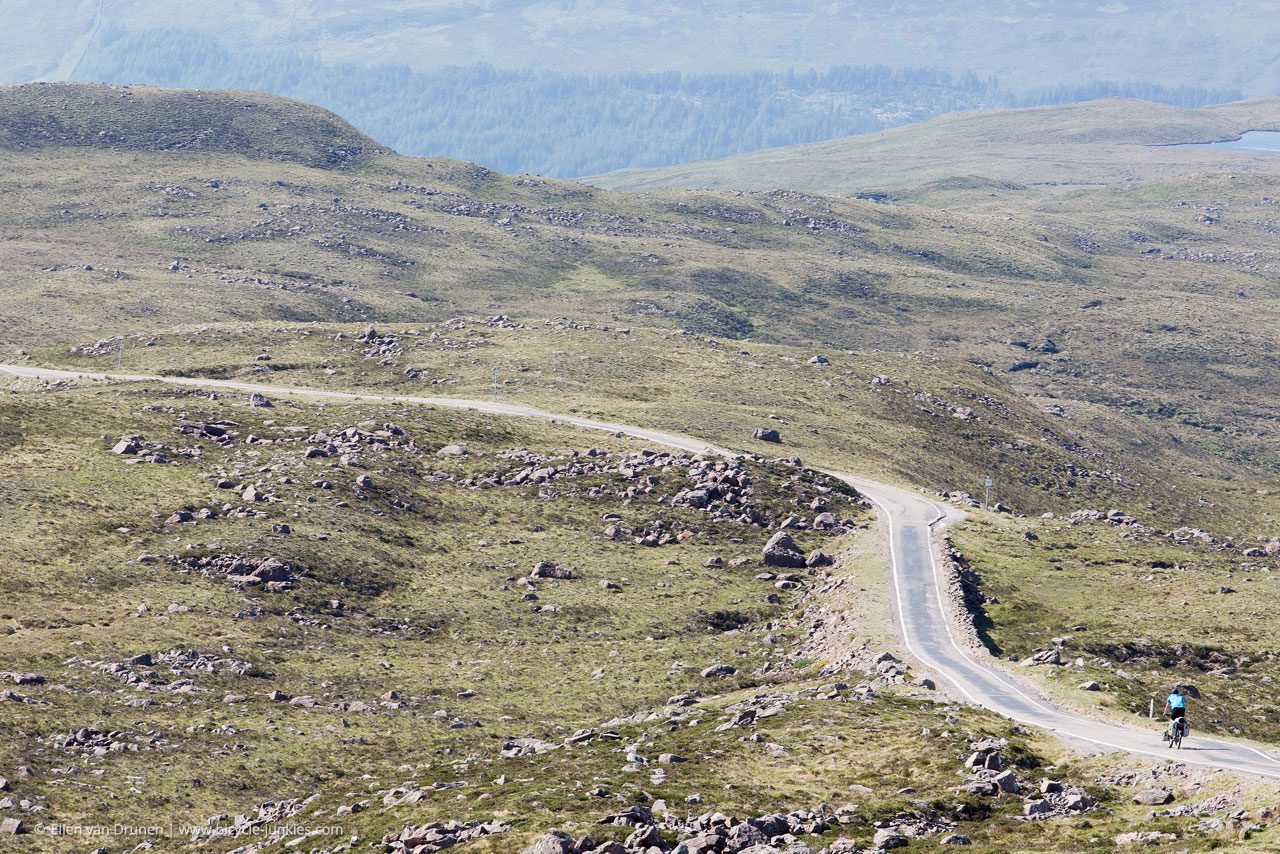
top-left (1133, 788), bottom-right (1173, 806)
top-left (521, 831), bottom-right (575, 854)
top-left (762, 531), bottom-right (806, 568)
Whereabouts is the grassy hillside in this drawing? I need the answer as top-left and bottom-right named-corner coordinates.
top-left (4, 376), bottom-right (1280, 852)
top-left (591, 98), bottom-right (1280, 198)
top-left (0, 82), bottom-right (388, 167)
top-left (35, 316), bottom-right (1280, 537)
top-left (3, 86), bottom-right (1280, 496)
top-left (954, 508), bottom-right (1280, 744)
top-left (6, 85), bottom-right (1280, 850)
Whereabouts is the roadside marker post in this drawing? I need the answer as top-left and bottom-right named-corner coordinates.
top-left (983, 476), bottom-right (992, 510)
top-left (492, 366), bottom-right (500, 397)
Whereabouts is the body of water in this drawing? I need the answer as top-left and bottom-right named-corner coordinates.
top-left (1174, 130), bottom-right (1280, 153)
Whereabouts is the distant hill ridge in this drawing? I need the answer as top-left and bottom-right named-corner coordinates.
top-left (0, 82), bottom-right (389, 168)
top-left (592, 97), bottom-right (1280, 196)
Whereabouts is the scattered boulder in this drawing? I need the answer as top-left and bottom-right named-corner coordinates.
top-left (994, 770), bottom-right (1021, 793)
top-left (753, 427), bottom-right (782, 443)
top-left (625, 825), bottom-right (663, 849)
top-left (1133, 788), bottom-right (1173, 806)
top-left (1115, 831), bottom-right (1177, 846)
top-left (873, 829), bottom-right (909, 849)
top-left (812, 512), bottom-right (839, 530)
top-left (700, 664), bottom-right (738, 679)
top-left (1023, 799), bottom-right (1054, 816)
top-left (111, 437), bottom-right (139, 455)
top-left (530, 560), bottom-right (573, 580)
top-left (248, 392), bottom-right (272, 408)
top-left (762, 531), bottom-right (806, 568)
top-left (806, 550), bottom-right (834, 568)
top-left (1019, 648), bottom-right (1062, 667)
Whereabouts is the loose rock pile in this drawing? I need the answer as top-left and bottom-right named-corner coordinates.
top-left (109, 433), bottom-right (197, 464)
top-left (199, 794), bottom-right (316, 850)
top-left (306, 421), bottom-right (416, 460)
top-left (959, 739), bottom-right (1095, 819)
top-left (71, 647), bottom-right (254, 690)
top-left (1057, 508), bottom-right (1229, 551)
top-left (171, 554), bottom-right (298, 588)
top-left (175, 417), bottom-right (234, 445)
top-left (465, 449), bottom-right (862, 534)
top-left (522, 800), bottom-right (954, 854)
top-left (353, 325), bottom-right (405, 365)
top-left (48, 727), bottom-right (165, 757)
top-left (70, 334), bottom-right (127, 356)
top-left (383, 819), bottom-right (511, 853)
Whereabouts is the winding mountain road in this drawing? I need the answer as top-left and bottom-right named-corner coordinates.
top-left (6, 362), bottom-right (1280, 780)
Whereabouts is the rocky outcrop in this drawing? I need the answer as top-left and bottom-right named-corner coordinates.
top-left (523, 802), bottom-right (952, 854)
top-left (384, 820), bottom-right (510, 853)
top-left (959, 739), bottom-right (1096, 818)
top-left (170, 554), bottom-right (297, 588)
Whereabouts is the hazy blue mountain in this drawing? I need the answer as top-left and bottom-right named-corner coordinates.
top-left (62, 27), bottom-right (1235, 177)
top-left (4, 1), bottom-right (1279, 93)
top-left (0, 1), bottom-right (1257, 175)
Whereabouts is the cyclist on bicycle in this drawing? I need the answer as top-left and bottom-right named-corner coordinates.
top-left (1164, 686), bottom-right (1188, 741)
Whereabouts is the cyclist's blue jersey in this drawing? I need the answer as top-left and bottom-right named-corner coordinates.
top-left (1167, 693), bottom-right (1187, 709)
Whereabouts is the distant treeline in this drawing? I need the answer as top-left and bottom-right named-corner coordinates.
top-left (72, 28), bottom-right (1243, 177)
top-left (1011, 80), bottom-right (1242, 108)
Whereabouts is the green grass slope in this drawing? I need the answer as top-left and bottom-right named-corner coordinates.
top-left (39, 316), bottom-right (1280, 535)
top-left (4, 85), bottom-right (1280, 497)
top-left (2, 377), bottom-right (1278, 852)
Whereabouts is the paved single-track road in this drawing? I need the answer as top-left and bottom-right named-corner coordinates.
top-left (6, 362), bottom-right (1280, 779)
